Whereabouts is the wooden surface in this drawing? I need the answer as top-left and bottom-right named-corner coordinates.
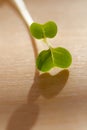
top-left (0, 0), bottom-right (87, 130)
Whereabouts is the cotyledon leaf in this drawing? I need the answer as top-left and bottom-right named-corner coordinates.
top-left (30, 23), bottom-right (44, 39)
top-left (36, 47), bottom-right (72, 72)
top-left (36, 49), bottom-right (54, 72)
top-left (43, 21), bottom-right (58, 38)
top-left (52, 47), bottom-right (72, 68)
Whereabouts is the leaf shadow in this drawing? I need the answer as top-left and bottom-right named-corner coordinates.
top-left (37, 69), bottom-right (69, 99)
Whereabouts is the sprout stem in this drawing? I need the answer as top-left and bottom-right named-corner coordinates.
top-left (12, 0), bottom-right (34, 26)
top-left (43, 38), bottom-right (53, 49)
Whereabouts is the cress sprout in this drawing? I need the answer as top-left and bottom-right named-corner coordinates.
top-left (30, 21), bottom-right (72, 72)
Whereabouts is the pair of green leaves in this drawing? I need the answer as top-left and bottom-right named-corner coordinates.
top-left (30, 21), bottom-right (57, 39)
top-left (36, 47), bottom-right (72, 72)
top-left (30, 21), bottom-right (72, 72)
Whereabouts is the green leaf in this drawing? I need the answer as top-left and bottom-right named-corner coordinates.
top-left (30, 23), bottom-right (44, 39)
top-left (36, 49), bottom-right (54, 72)
top-left (43, 21), bottom-right (57, 38)
top-left (52, 47), bottom-right (72, 68)
top-left (36, 47), bottom-right (72, 72)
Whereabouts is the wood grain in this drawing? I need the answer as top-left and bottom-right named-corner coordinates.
top-left (0, 0), bottom-right (87, 130)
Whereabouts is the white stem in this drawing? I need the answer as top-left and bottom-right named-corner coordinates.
top-left (12, 0), bottom-right (44, 52)
top-left (12, 0), bottom-right (34, 26)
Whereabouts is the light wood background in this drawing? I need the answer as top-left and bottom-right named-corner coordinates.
top-left (0, 0), bottom-right (87, 130)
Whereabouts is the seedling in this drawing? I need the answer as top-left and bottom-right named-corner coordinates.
top-left (30, 21), bottom-right (72, 72)
top-left (13, 0), bottom-right (72, 72)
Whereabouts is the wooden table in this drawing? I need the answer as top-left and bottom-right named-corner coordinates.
top-left (0, 0), bottom-right (87, 130)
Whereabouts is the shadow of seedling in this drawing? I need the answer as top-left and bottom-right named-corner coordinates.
top-left (6, 103), bottom-right (39, 130)
top-left (6, 69), bottom-right (69, 130)
top-left (37, 69), bottom-right (69, 99)
top-left (6, 70), bottom-right (40, 130)
top-left (27, 70), bottom-right (69, 102)
top-left (6, 71), bottom-right (40, 130)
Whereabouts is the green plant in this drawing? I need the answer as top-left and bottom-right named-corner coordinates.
top-left (30, 21), bottom-right (72, 72)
